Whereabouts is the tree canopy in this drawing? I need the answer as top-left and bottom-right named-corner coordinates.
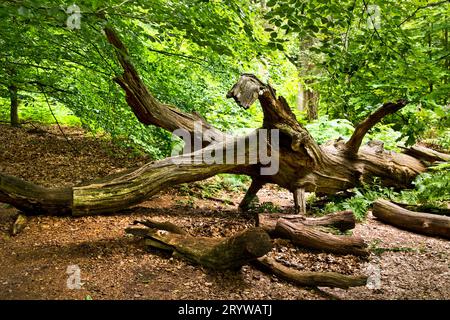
top-left (1, 0), bottom-right (449, 156)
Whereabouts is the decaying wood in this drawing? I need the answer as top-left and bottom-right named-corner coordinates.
top-left (259, 210), bottom-right (356, 234)
top-left (127, 220), bottom-right (368, 287)
top-left (126, 223), bottom-right (272, 270)
top-left (104, 26), bottom-right (227, 147)
top-left (0, 28), bottom-right (432, 217)
top-left (274, 218), bottom-right (368, 256)
top-left (293, 188), bottom-right (307, 215)
top-left (0, 173), bottom-right (72, 216)
top-left (373, 199), bottom-right (450, 239)
top-left (226, 74), bottom-right (266, 109)
top-left (401, 145), bottom-right (450, 163)
top-left (390, 201), bottom-right (450, 216)
top-left (238, 178), bottom-right (265, 211)
top-left (254, 256), bottom-right (368, 289)
top-left (343, 100), bottom-right (408, 156)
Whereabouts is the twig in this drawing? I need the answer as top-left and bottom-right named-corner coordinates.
top-left (40, 87), bottom-right (79, 154)
top-left (398, 0), bottom-right (449, 27)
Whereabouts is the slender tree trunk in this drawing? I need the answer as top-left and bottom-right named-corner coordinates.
top-left (428, 23), bottom-right (434, 93)
top-left (297, 37), bottom-right (318, 121)
top-left (305, 81), bottom-right (319, 121)
top-left (8, 85), bottom-right (19, 127)
top-left (444, 25), bottom-right (449, 103)
top-left (297, 81), bottom-right (306, 112)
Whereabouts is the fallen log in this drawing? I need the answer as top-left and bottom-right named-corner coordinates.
top-left (254, 256), bottom-right (368, 289)
top-left (389, 201), bottom-right (450, 217)
top-left (372, 199), bottom-right (450, 239)
top-left (127, 219), bottom-right (368, 287)
top-left (402, 145), bottom-right (450, 163)
top-left (259, 210), bottom-right (356, 234)
top-left (274, 218), bottom-right (368, 256)
top-left (126, 223), bottom-right (272, 270)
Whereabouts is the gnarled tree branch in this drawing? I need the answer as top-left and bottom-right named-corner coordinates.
top-left (344, 100), bottom-right (408, 156)
top-left (104, 26), bottom-right (226, 146)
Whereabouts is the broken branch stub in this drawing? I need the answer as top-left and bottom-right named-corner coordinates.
top-left (226, 74), bottom-right (267, 109)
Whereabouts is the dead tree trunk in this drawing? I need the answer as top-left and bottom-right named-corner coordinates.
top-left (0, 27), bottom-right (435, 217)
top-left (127, 220), bottom-right (367, 287)
top-left (8, 85), bottom-right (20, 127)
top-left (126, 222), bottom-right (272, 270)
top-left (373, 199), bottom-right (450, 239)
top-left (401, 145), bottom-right (450, 163)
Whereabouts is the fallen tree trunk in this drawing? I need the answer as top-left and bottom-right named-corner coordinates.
top-left (0, 27), bottom-right (437, 217)
top-left (401, 145), bottom-right (450, 163)
top-left (372, 199), bottom-right (450, 239)
top-left (127, 220), bottom-right (368, 288)
top-left (259, 210), bottom-right (356, 234)
top-left (126, 224), bottom-right (272, 270)
top-left (254, 256), bottom-right (368, 289)
top-left (389, 201), bottom-right (450, 216)
top-left (274, 219), bottom-right (368, 256)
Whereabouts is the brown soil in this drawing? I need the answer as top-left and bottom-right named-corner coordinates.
top-left (0, 124), bottom-right (448, 300)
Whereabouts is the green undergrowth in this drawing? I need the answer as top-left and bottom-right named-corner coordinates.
top-left (314, 164), bottom-right (450, 221)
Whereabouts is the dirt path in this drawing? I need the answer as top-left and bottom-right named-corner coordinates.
top-left (0, 124), bottom-right (448, 300)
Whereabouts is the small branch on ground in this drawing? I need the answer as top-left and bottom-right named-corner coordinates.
top-left (253, 256), bottom-right (368, 289)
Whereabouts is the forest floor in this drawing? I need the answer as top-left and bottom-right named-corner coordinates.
top-left (0, 124), bottom-right (449, 300)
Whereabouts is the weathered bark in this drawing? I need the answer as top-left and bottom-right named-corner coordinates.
top-left (227, 74), bottom-right (425, 194)
top-left (0, 73), bottom-right (429, 216)
top-left (126, 223), bottom-right (272, 270)
top-left (389, 201), bottom-right (450, 216)
top-left (8, 85), bottom-right (20, 127)
top-left (259, 210), bottom-right (356, 234)
top-left (373, 199), bottom-right (450, 239)
top-left (238, 178), bottom-right (265, 211)
top-left (344, 100), bottom-right (408, 156)
top-left (128, 219), bottom-right (368, 286)
top-left (293, 188), bottom-right (306, 214)
top-left (0, 173), bottom-right (72, 215)
top-left (0, 28), bottom-right (434, 217)
top-left (254, 256), bottom-right (367, 289)
top-left (274, 219), bottom-right (368, 256)
top-left (401, 145), bottom-right (450, 163)
top-left (104, 26), bottom-right (226, 147)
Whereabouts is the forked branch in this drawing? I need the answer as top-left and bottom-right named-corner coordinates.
top-left (344, 100), bottom-right (408, 156)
